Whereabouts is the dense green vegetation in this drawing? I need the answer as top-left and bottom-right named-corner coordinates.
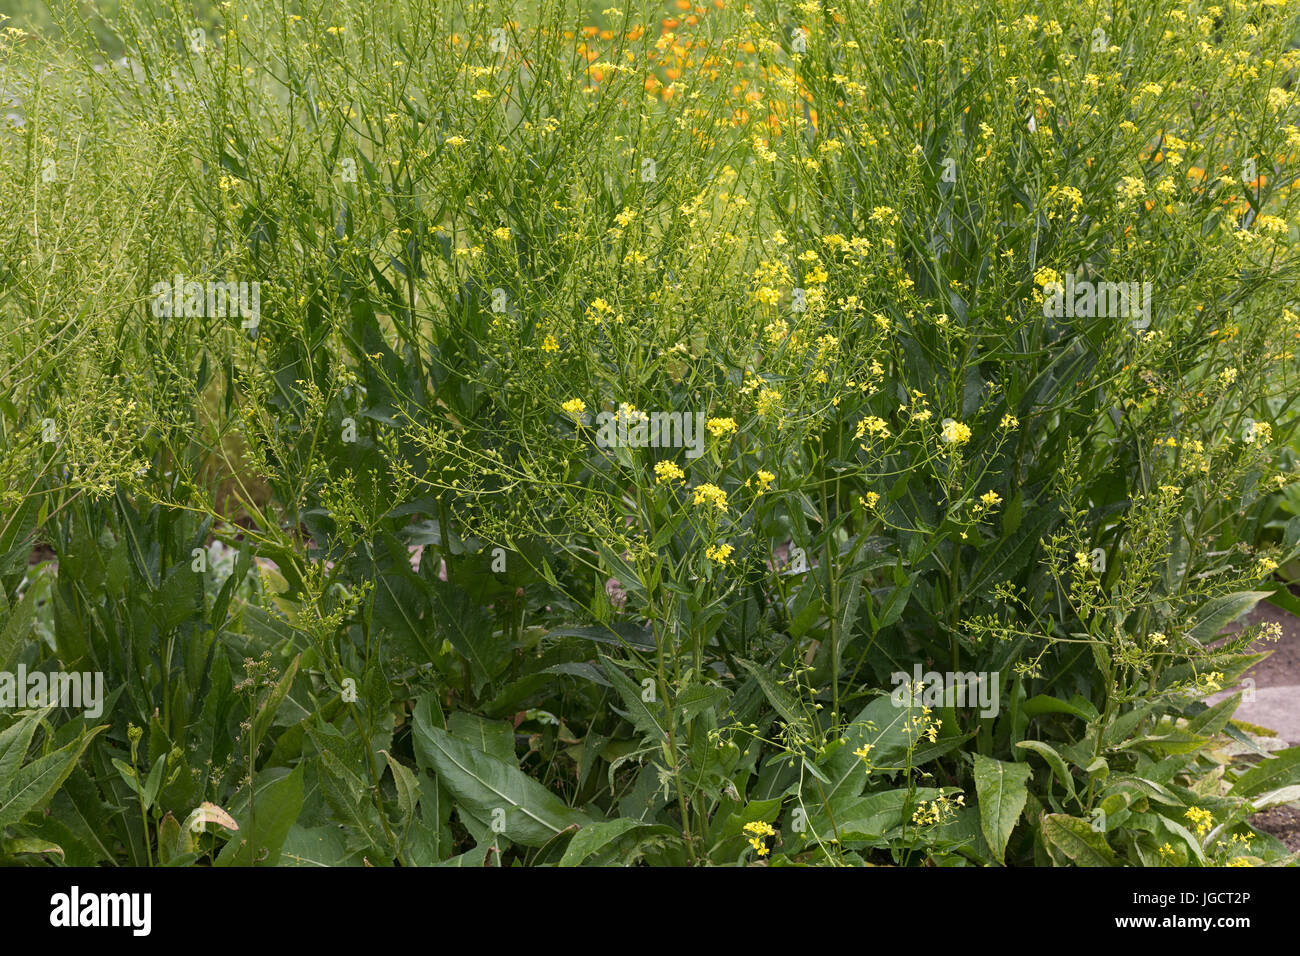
top-left (2, 0), bottom-right (1300, 866)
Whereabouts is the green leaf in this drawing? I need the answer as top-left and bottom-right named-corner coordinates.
top-left (833, 788), bottom-right (940, 842)
top-left (316, 749), bottom-right (392, 858)
top-left (0, 709), bottom-right (47, 789)
top-left (1016, 740), bottom-right (1077, 804)
top-left (2, 836), bottom-right (64, 861)
top-left (412, 706), bottom-right (589, 847)
top-left (1186, 693), bottom-right (1241, 737)
top-left (1187, 591), bottom-right (1272, 644)
top-left (973, 754), bottom-right (1031, 864)
top-left (1232, 746), bottom-right (1300, 798)
top-left (558, 819), bottom-right (676, 866)
top-left (215, 763), bottom-right (304, 867)
top-left (1021, 694), bottom-right (1097, 722)
top-left (1040, 813), bottom-right (1119, 866)
top-left (383, 751), bottom-right (421, 831)
top-left (600, 654), bottom-right (669, 746)
top-left (737, 658), bottom-right (804, 728)
top-left (249, 652), bottom-right (301, 754)
top-left (280, 823), bottom-right (362, 867)
top-left (0, 725), bottom-right (105, 829)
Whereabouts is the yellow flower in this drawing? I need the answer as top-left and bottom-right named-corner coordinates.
top-left (1257, 557), bottom-right (1279, 576)
top-left (654, 461), bottom-right (684, 484)
top-left (1185, 806), bottom-right (1213, 835)
top-left (1000, 413), bottom-right (1018, 429)
top-left (1244, 421), bottom-right (1272, 445)
top-left (754, 469), bottom-right (775, 494)
top-left (492, 226), bottom-right (511, 241)
top-left (859, 491), bottom-right (880, 510)
top-left (693, 483), bottom-right (728, 512)
top-left (756, 388), bottom-right (782, 417)
top-left (706, 417), bottom-right (738, 438)
top-left (705, 543), bottom-right (734, 564)
top-left (941, 419), bottom-right (972, 445)
top-left (855, 416), bottom-right (890, 440)
top-left (561, 398), bottom-right (586, 419)
top-left (541, 334), bottom-right (559, 353)
top-left (585, 298), bottom-right (613, 324)
top-left (979, 490), bottom-right (1002, 509)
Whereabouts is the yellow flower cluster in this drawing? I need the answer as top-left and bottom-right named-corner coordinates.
top-left (705, 542), bottom-right (734, 564)
top-left (1185, 806), bottom-right (1213, 836)
top-left (855, 416), bottom-right (890, 441)
top-left (742, 820), bottom-right (775, 857)
top-left (654, 461), bottom-right (684, 484)
top-left (693, 483), bottom-right (728, 511)
top-left (941, 419), bottom-right (972, 445)
top-left (706, 417), bottom-right (738, 438)
top-left (911, 792), bottom-right (965, 826)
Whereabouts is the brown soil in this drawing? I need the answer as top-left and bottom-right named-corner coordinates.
top-left (1252, 805), bottom-right (1300, 853)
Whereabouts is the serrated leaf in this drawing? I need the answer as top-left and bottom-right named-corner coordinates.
top-left (558, 819), bottom-right (676, 866)
top-left (600, 654), bottom-right (669, 745)
top-left (1232, 745), bottom-right (1300, 797)
top-left (973, 754), bottom-right (1031, 864)
top-left (1188, 591), bottom-right (1272, 644)
top-left (413, 707), bottom-right (588, 847)
top-left (1040, 813), bottom-right (1119, 866)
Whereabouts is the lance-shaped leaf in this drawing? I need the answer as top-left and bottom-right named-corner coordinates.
top-left (413, 706), bottom-right (588, 847)
top-left (973, 754), bottom-right (1031, 864)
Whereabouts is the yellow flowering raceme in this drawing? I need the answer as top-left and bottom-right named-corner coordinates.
top-left (705, 543), bottom-right (734, 564)
top-left (706, 417), bottom-right (738, 438)
top-left (941, 419), bottom-right (972, 445)
top-left (693, 483), bottom-right (728, 512)
top-left (654, 461), bottom-right (684, 484)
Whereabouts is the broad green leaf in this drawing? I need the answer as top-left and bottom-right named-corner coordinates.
top-left (413, 708), bottom-right (589, 848)
top-left (215, 763), bottom-right (304, 867)
top-left (383, 750), bottom-right (420, 831)
top-left (0, 725), bottom-right (105, 829)
top-left (1232, 746), bottom-right (1300, 797)
top-left (280, 823), bottom-right (363, 867)
top-left (973, 754), bottom-right (1031, 864)
top-left (316, 749), bottom-right (392, 858)
top-left (1187, 591), bottom-right (1272, 644)
top-left (1040, 813), bottom-right (1119, 866)
top-left (2, 836), bottom-right (64, 861)
top-left (558, 819), bottom-right (677, 866)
